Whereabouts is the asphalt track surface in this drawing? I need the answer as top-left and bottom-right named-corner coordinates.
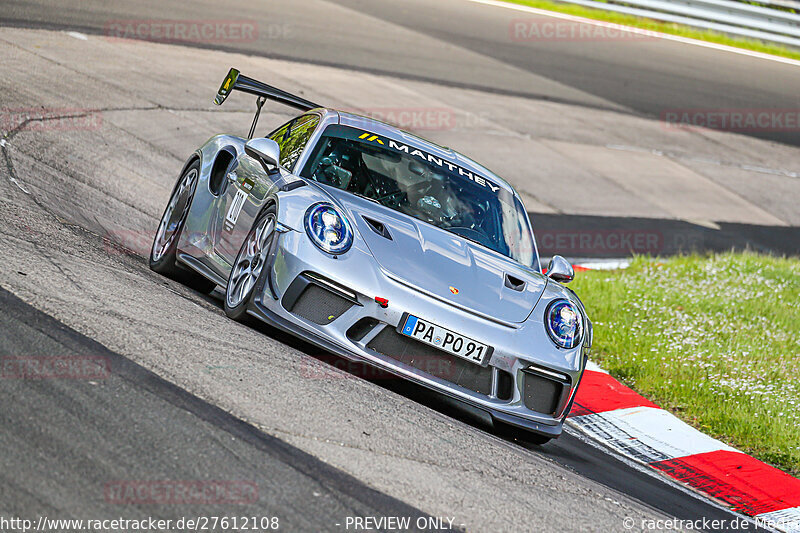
top-left (0, 285), bottom-right (770, 532)
top-left (3, 0), bottom-right (800, 146)
top-left (0, 287), bottom-right (433, 532)
top-left (0, 1), bottom-right (796, 532)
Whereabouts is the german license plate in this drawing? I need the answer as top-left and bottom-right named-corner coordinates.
top-left (399, 314), bottom-right (492, 366)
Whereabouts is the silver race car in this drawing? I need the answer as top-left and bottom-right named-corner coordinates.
top-left (150, 68), bottom-right (591, 443)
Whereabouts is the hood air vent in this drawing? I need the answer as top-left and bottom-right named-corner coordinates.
top-left (363, 216), bottom-right (392, 240)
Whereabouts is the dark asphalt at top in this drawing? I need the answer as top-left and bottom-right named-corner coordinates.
top-left (0, 286), bottom-right (432, 532)
top-left (3, 0), bottom-right (800, 146)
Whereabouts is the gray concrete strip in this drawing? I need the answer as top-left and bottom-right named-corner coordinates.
top-left (0, 0), bottom-right (627, 112)
top-left (542, 139), bottom-right (786, 226)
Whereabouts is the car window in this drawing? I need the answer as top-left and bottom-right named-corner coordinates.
top-left (300, 124), bottom-right (537, 268)
top-left (272, 115), bottom-right (320, 170)
top-left (267, 121), bottom-right (291, 146)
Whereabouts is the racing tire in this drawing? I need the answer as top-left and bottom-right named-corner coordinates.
top-left (149, 160), bottom-right (217, 294)
top-left (224, 205), bottom-right (278, 322)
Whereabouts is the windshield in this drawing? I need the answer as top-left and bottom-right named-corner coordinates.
top-left (299, 125), bottom-right (537, 268)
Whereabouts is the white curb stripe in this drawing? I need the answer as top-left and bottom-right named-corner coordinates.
top-left (754, 507), bottom-right (800, 533)
top-left (584, 360), bottom-right (608, 373)
top-left (570, 406), bottom-right (737, 462)
top-left (573, 259), bottom-right (632, 270)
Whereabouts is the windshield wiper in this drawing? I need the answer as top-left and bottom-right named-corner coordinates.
top-left (449, 231), bottom-right (484, 247)
top-left (351, 192), bottom-right (381, 205)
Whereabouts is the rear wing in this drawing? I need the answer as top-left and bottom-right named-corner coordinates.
top-left (214, 67), bottom-right (322, 138)
top-left (214, 67), bottom-right (320, 110)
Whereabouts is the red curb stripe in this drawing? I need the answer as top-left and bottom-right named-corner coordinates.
top-left (569, 370), bottom-right (659, 416)
top-left (651, 451), bottom-right (800, 515)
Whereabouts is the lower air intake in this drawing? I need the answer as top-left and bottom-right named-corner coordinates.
top-left (522, 372), bottom-right (564, 415)
top-left (366, 327), bottom-right (492, 395)
top-left (286, 284), bottom-right (353, 325)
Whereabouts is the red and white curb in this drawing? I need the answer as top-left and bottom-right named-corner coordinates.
top-left (540, 257), bottom-right (632, 274)
top-left (567, 362), bottom-right (800, 532)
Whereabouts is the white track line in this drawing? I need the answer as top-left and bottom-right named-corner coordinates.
top-left (468, 0), bottom-right (800, 67)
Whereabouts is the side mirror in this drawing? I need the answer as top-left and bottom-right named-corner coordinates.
top-left (244, 138), bottom-right (281, 171)
top-left (546, 255), bottom-right (574, 283)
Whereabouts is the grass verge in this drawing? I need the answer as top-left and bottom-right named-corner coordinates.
top-left (504, 0), bottom-right (800, 61)
top-left (572, 252), bottom-right (800, 476)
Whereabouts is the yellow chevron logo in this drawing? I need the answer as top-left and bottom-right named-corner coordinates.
top-left (358, 132), bottom-right (384, 145)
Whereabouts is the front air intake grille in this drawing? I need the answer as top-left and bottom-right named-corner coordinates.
top-left (496, 369), bottom-right (514, 401)
top-left (522, 372), bottom-right (565, 415)
top-left (366, 327), bottom-right (492, 395)
top-left (286, 284), bottom-right (353, 325)
top-left (346, 318), bottom-right (379, 342)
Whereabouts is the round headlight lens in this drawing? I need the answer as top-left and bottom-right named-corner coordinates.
top-left (545, 299), bottom-right (583, 349)
top-left (304, 203), bottom-right (353, 255)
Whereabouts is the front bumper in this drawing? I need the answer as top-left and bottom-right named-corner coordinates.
top-left (247, 226), bottom-right (586, 437)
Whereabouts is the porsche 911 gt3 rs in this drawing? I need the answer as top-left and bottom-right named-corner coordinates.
top-left (150, 68), bottom-right (592, 442)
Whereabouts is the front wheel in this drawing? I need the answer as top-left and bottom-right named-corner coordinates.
top-left (224, 206), bottom-right (277, 322)
top-left (149, 160), bottom-right (216, 294)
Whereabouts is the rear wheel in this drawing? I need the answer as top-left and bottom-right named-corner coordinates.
top-left (224, 205), bottom-right (277, 322)
top-left (149, 161), bottom-right (216, 293)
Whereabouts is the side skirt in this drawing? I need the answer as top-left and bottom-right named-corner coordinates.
top-left (176, 252), bottom-right (228, 288)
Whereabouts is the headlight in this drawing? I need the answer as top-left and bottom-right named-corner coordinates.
top-left (304, 203), bottom-right (353, 255)
top-left (545, 299), bottom-right (583, 349)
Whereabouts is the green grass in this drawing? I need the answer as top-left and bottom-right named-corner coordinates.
top-left (505, 0), bottom-right (800, 61)
top-left (572, 253), bottom-right (800, 476)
